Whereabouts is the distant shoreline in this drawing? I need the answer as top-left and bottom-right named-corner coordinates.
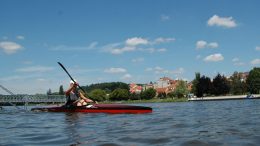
top-left (1, 94), bottom-right (260, 106)
top-left (188, 94), bottom-right (260, 101)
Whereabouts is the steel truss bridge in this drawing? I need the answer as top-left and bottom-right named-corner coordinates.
top-left (0, 85), bottom-right (66, 105)
top-left (0, 95), bottom-right (66, 104)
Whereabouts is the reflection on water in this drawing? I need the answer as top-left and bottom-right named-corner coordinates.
top-left (64, 113), bottom-right (81, 145)
top-left (1, 100), bottom-right (260, 146)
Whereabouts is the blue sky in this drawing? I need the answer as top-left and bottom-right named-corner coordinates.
top-left (0, 0), bottom-right (260, 94)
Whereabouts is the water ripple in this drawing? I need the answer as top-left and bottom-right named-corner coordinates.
top-left (1, 100), bottom-right (260, 145)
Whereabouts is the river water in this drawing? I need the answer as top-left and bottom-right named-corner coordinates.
top-left (1, 99), bottom-right (260, 146)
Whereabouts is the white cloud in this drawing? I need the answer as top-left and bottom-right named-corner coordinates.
top-left (196, 40), bottom-right (207, 49)
top-left (161, 14), bottom-right (170, 21)
top-left (171, 68), bottom-right (185, 74)
top-left (0, 75), bottom-right (25, 81)
top-left (234, 62), bottom-right (245, 66)
top-left (145, 66), bottom-right (184, 75)
top-left (207, 15), bottom-right (237, 28)
top-left (196, 55), bottom-right (201, 59)
top-left (101, 43), bottom-right (121, 52)
top-left (108, 46), bottom-right (166, 55)
top-left (17, 35), bottom-right (25, 40)
top-left (232, 58), bottom-right (245, 66)
top-left (69, 67), bottom-right (101, 75)
top-left (139, 47), bottom-right (167, 53)
top-left (255, 46), bottom-right (260, 51)
top-left (51, 42), bottom-right (98, 51)
top-left (0, 75), bottom-right (61, 94)
top-left (110, 46), bottom-right (136, 54)
top-left (208, 42), bottom-right (218, 48)
top-left (104, 67), bottom-right (127, 73)
top-left (196, 40), bottom-right (218, 49)
top-left (126, 37), bottom-right (148, 46)
top-left (157, 48), bottom-right (167, 52)
top-left (103, 37), bottom-right (174, 55)
top-left (87, 41), bottom-right (98, 49)
top-left (153, 37), bottom-right (175, 44)
top-left (142, 48), bottom-right (155, 53)
top-left (154, 66), bottom-right (165, 74)
top-left (22, 61), bottom-right (33, 65)
top-left (132, 57), bottom-right (144, 63)
top-left (0, 41), bottom-right (23, 54)
top-left (16, 66), bottom-right (54, 73)
top-left (250, 59), bottom-right (260, 65)
top-left (204, 53), bottom-right (224, 62)
top-left (145, 67), bottom-right (153, 71)
top-left (232, 58), bottom-right (239, 62)
top-left (36, 78), bottom-right (48, 82)
top-left (121, 74), bottom-right (132, 80)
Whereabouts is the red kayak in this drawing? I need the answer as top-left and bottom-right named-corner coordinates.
top-left (31, 104), bottom-right (152, 114)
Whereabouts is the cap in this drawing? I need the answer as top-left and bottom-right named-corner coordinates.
top-left (70, 80), bottom-right (77, 84)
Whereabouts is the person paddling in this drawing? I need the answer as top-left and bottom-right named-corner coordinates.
top-left (65, 80), bottom-right (94, 107)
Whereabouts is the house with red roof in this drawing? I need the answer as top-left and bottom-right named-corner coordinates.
top-left (129, 83), bottom-right (142, 94)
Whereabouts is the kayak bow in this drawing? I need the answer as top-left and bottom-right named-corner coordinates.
top-left (31, 104), bottom-right (152, 114)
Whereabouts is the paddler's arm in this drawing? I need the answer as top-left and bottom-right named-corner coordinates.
top-left (79, 91), bottom-right (94, 103)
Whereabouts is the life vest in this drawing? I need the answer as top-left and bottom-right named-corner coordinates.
top-left (66, 90), bottom-right (80, 102)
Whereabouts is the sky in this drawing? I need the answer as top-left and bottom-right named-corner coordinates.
top-left (0, 0), bottom-right (260, 94)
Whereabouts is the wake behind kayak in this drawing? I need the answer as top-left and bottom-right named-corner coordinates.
top-left (31, 104), bottom-right (152, 114)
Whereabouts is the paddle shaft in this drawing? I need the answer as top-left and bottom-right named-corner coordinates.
top-left (57, 62), bottom-right (93, 100)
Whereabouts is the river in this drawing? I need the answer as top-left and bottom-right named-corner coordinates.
top-left (1, 99), bottom-right (260, 146)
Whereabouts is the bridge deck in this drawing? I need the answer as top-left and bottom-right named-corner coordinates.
top-left (0, 95), bottom-right (66, 104)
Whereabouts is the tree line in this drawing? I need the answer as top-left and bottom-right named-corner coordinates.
top-left (83, 82), bottom-right (157, 102)
top-left (49, 67), bottom-right (260, 101)
top-left (192, 67), bottom-right (260, 97)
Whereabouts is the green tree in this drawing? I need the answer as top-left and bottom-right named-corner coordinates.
top-left (157, 92), bottom-right (167, 98)
top-left (83, 82), bottom-right (129, 93)
top-left (230, 72), bottom-right (247, 95)
top-left (172, 80), bottom-right (189, 98)
top-left (90, 89), bottom-right (107, 102)
top-left (212, 73), bottom-right (230, 96)
top-left (167, 92), bottom-right (175, 98)
top-left (140, 88), bottom-right (156, 100)
top-left (197, 75), bottom-right (212, 97)
top-left (109, 88), bottom-right (129, 101)
top-left (59, 85), bottom-right (64, 95)
top-left (129, 92), bottom-right (141, 100)
top-left (191, 72), bottom-right (200, 95)
top-left (246, 67), bottom-right (260, 94)
top-left (47, 88), bottom-right (52, 95)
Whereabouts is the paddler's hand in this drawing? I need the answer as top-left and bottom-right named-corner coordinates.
top-left (73, 82), bottom-right (78, 87)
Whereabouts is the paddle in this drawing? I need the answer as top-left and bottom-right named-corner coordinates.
top-left (57, 62), bottom-right (96, 103)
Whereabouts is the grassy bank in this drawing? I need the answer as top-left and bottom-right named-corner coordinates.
top-left (1, 98), bottom-right (188, 106)
top-left (102, 98), bottom-right (188, 104)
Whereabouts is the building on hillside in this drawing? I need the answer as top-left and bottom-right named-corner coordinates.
top-left (240, 72), bottom-right (249, 82)
top-left (154, 77), bottom-right (172, 88)
top-left (227, 72), bottom-right (249, 82)
top-left (132, 77), bottom-right (193, 96)
top-left (129, 83), bottom-right (142, 94)
top-left (153, 77), bottom-right (180, 95)
top-left (187, 82), bottom-right (193, 91)
top-left (143, 83), bottom-right (154, 91)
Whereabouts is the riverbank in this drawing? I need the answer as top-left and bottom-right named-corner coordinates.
top-left (107, 94), bottom-right (260, 104)
top-left (2, 94), bottom-right (260, 106)
top-left (102, 98), bottom-right (188, 104)
top-left (188, 94), bottom-right (260, 101)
